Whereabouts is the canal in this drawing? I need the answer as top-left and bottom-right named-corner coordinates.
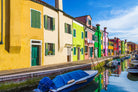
top-left (75, 58), bottom-right (138, 92)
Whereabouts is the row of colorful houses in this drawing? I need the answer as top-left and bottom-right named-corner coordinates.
top-left (0, 0), bottom-right (137, 71)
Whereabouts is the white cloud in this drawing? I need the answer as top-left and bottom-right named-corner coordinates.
top-left (98, 6), bottom-right (138, 43)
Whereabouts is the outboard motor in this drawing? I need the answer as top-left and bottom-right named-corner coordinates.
top-left (33, 77), bottom-right (55, 92)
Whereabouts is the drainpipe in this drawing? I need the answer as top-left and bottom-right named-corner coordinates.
top-left (0, 0), bottom-right (3, 44)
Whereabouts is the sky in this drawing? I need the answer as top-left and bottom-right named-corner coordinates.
top-left (42, 0), bottom-right (138, 43)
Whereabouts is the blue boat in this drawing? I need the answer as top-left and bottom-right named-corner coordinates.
top-left (33, 70), bottom-right (98, 92)
top-left (125, 55), bottom-right (131, 59)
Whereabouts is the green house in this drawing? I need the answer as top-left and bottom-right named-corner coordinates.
top-left (121, 41), bottom-right (125, 54)
top-left (94, 24), bottom-right (101, 58)
top-left (72, 20), bottom-right (85, 61)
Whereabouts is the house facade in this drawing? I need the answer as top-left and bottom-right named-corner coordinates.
top-left (108, 40), bottom-right (113, 56)
top-left (73, 20), bottom-right (84, 61)
top-left (75, 15), bottom-right (95, 59)
top-left (94, 24), bottom-right (101, 58)
top-left (121, 41), bottom-right (125, 54)
top-left (43, 0), bottom-right (73, 64)
top-left (101, 31), bottom-right (103, 57)
top-left (103, 27), bottom-right (108, 56)
top-left (109, 38), bottom-right (117, 55)
top-left (0, 0), bottom-right (44, 71)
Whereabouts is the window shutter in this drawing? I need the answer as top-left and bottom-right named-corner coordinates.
top-left (74, 47), bottom-right (76, 55)
top-left (52, 18), bottom-right (55, 31)
top-left (73, 29), bottom-right (75, 37)
top-left (36, 11), bottom-right (41, 28)
top-left (45, 43), bottom-right (48, 56)
top-left (82, 32), bottom-right (83, 39)
top-left (82, 48), bottom-right (83, 54)
top-left (85, 31), bottom-right (87, 38)
top-left (70, 25), bottom-right (72, 34)
top-left (31, 10), bottom-right (35, 28)
top-left (65, 23), bottom-right (67, 33)
top-left (53, 43), bottom-right (55, 55)
top-left (44, 15), bottom-right (48, 29)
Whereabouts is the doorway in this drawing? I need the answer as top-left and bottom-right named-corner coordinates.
top-left (31, 45), bottom-right (39, 66)
top-left (31, 40), bottom-right (42, 66)
top-left (78, 47), bottom-right (80, 60)
top-left (67, 47), bottom-right (71, 62)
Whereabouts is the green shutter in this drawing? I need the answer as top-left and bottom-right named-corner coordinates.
top-left (82, 48), bottom-right (83, 54)
top-left (44, 15), bottom-right (48, 29)
top-left (45, 43), bottom-right (48, 56)
top-left (70, 25), bottom-right (72, 34)
top-left (53, 43), bottom-right (55, 55)
top-left (31, 9), bottom-right (40, 28)
top-left (73, 29), bottom-right (76, 37)
top-left (65, 23), bottom-right (67, 33)
top-left (74, 47), bottom-right (76, 55)
top-left (85, 31), bottom-right (87, 38)
top-left (52, 18), bottom-right (55, 31)
top-left (82, 32), bottom-right (84, 39)
top-left (31, 9), bottom-right (35, 28)
top-left (36, 11), bottom-right (41, 28)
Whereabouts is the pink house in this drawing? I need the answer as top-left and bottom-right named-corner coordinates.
top-left (103, 27), bottom-right (108, 56)
top-left (76, 15), bottom-right (95, 59)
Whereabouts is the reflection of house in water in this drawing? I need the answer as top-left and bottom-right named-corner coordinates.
top-left (95, 70), bottom-right (109, 92)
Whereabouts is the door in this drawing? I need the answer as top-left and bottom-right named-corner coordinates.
top-left (89, 47), bottom-right (93, 57)
top-left (78, 47), bottom-right (80, 60)
top-left (67, 47), bottom-right (71, 62)
top-left (31, 46), bottom-right (39, 66)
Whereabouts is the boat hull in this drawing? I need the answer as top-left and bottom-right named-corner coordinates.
top-left (127, 68), bottom-right (138, 74)
top-left (54, 75), bottom-right (96, 92)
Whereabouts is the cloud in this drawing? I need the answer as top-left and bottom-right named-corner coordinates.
top-left (88, 1), bottom-right (111, 8)
top-left (98, 6), bottom-right (138, 43)
top-left (110, 9), bottom-right (129, 15)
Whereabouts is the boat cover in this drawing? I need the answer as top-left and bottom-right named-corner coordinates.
top-left (52, 70), bottom-right (89, 89)
top-left (37, 77), bottom-right (55, 92)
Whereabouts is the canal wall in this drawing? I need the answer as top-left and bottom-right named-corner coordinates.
top-left (0, 55), bottom-right (127, 91)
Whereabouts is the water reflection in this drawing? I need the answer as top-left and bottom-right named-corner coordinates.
top-left (76, 58), bottom-right (138, 92)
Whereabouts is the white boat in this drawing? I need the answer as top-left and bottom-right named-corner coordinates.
top-left (34, 70), bottom-right (98, 92)
top-left (127, 68), bottom-right (138, 74)
top-left (128, 65), bottom-right (138, 74)
top-left (131, 60), bottom-right (138, 65)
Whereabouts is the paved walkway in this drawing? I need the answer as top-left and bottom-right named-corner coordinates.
top-left (0, 55), bottom-right (122, 76)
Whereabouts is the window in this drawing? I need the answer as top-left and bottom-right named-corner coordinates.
top-left (88, 19), bottom-right (91, 25)
top-left (44, 15), bottom-right (55, 31)
top-left (85, 31), bottom-right (87, 38)
top-left (45, 43), bottom-right (55, 56)
top-left (92, 35), bottom-right (95, 40)
top-left (65, 23), bottom-right (72, 34)
top-left (81, 48), bottom-right (84, 54)
top-left (74, 47), bottom-right (76, 55)
top-left (85, 46), bottom-right (88, 53)
top-left (73, 29), bottom-right (76, 37)
top-left (31, 9), bottom-right (41, 28)
top-left (81, 32), bottom-right (84, 39)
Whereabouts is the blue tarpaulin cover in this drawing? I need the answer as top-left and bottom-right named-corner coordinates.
top-left (52, 70), bottom-right (89, 89)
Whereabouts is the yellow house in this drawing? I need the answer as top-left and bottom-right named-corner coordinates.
top-left (42, 0), bottom-right (73, 64)
top-left (124, 40), bottom-right (127, 54)
top-left (0, 0), bottom-right (44, 71)
top-left (108, 41), bottom-right (113, 56)
top-left (101, 30), bottom-right (103, 57)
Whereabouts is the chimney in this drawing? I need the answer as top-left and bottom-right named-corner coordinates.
top-left (104, 27), bottom-right (107, 32)
top-left (96, 24), bottom-right (100, 31)
top-left (55, 0), bottom-right (63, 10)
top-left (125, 39), bottom-right (127, 43)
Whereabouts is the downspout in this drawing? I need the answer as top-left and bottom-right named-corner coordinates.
top-left (0, 0), bottom-right (3, 44)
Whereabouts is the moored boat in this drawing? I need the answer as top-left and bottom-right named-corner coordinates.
top-left (33, 70), bottom-right (98, 92)
top-left (128, 65), bottom-right (138, 74)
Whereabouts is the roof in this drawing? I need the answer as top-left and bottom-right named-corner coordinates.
top-left (31, 0), bottom-right (95, 32)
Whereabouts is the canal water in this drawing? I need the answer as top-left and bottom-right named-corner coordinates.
top-left (75, 58), bottom-right (138, 92)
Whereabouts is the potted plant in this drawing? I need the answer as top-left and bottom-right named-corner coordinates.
top-left (48, 51), bottom-right (53, 55)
